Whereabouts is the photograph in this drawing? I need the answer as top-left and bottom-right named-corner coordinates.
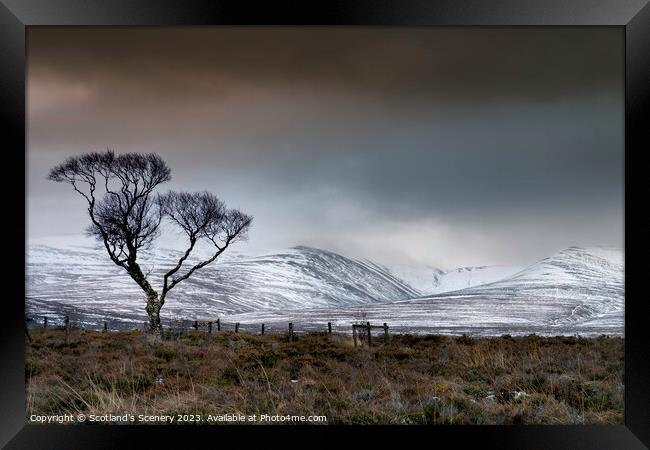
top-left (24, 26), bottom-right (625, 427)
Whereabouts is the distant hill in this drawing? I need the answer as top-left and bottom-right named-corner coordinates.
top-left (27, 242), bottom-right (624, 335)
top-left (224, 246), bottom-right (624, 336)
top-left (26, 243), bottom-right (418, 326)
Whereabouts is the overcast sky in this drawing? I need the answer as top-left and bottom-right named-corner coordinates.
top-left (27, 27), bottom-right (623, 269)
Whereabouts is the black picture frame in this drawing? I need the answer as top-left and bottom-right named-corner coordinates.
top-left (1, 0), bottom-right (648, 448)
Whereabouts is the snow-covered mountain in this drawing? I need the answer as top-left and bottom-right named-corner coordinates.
top-left (26, 243), bottom-right (419, 325)
top-left (381, 262), bottom-right (440, 294)
top-left (26, 242), bottom-right (624, 336)
top-left (428, 264), bottom-right (523, 294)
top-left (384, 262), bottom-right (522, 295)
top-left (468, 246), bottom-right (624, 326)
top-left (223, 246), bottom-right (624, 336)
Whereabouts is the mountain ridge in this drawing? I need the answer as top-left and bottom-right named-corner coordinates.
top-left (222, 245), bottom-right (624, 336)
top-left (26, 243), bottom-right (624, 335)
top-left (26, 243), bottom-right (419, 324)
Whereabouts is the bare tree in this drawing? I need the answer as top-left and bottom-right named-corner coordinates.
top-left (48, 150), bottom-right (252, 337)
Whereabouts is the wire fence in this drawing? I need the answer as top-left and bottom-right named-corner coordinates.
top-left (25, 312), bottom-right (391, 346)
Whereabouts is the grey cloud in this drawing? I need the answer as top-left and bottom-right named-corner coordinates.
top-left (28, 27), bottom-right (621, 105)
top-left (27, 27), bottom-right (624, 267)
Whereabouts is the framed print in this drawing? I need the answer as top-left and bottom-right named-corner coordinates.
top-left (1, 0), bottom-right (648, 448)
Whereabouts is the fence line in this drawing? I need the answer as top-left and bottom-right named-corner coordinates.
top-left (26, 314), bottom-right (389, 343)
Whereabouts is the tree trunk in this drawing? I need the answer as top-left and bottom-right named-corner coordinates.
top-left (127, 263), bottom-right (164, 340)
top-left (145, 291), bottom-right (163, 339)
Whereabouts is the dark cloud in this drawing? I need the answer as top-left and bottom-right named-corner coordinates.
top-left (28, 27), bottom-right (621, 104)
top-left (27, 27), bottom-right (623, 267)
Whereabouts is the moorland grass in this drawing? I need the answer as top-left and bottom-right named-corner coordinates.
top-left (25, 328), bottom-right (624, 425)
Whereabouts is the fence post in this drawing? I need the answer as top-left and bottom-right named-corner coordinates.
top-left (366, 321), bottom-right (372, 347)
top-left (383, 323), bottom-right (389, 342)
top-left (328, 322), bottom-right (332, 334)
top-left (261, 323), bottom-right (265, 335)
top-left (288, 322), bottom-right (294, 342)
top-left (64, 315), bottom-right (70, 345)
top-left (352, 325), bottom-right (358, 347)
top-left (193, 320), bottom-right (198, 331)
top-left (103, 321), bottom-right (108, 333)
top-left (235, 322), bottom-right (240, 333)
top-left (43, 316), bottom-right (48, 328)
top-left (208, 321), bottom-right (213, 334)
top-left (216, 318), bottom-right (221, 332)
